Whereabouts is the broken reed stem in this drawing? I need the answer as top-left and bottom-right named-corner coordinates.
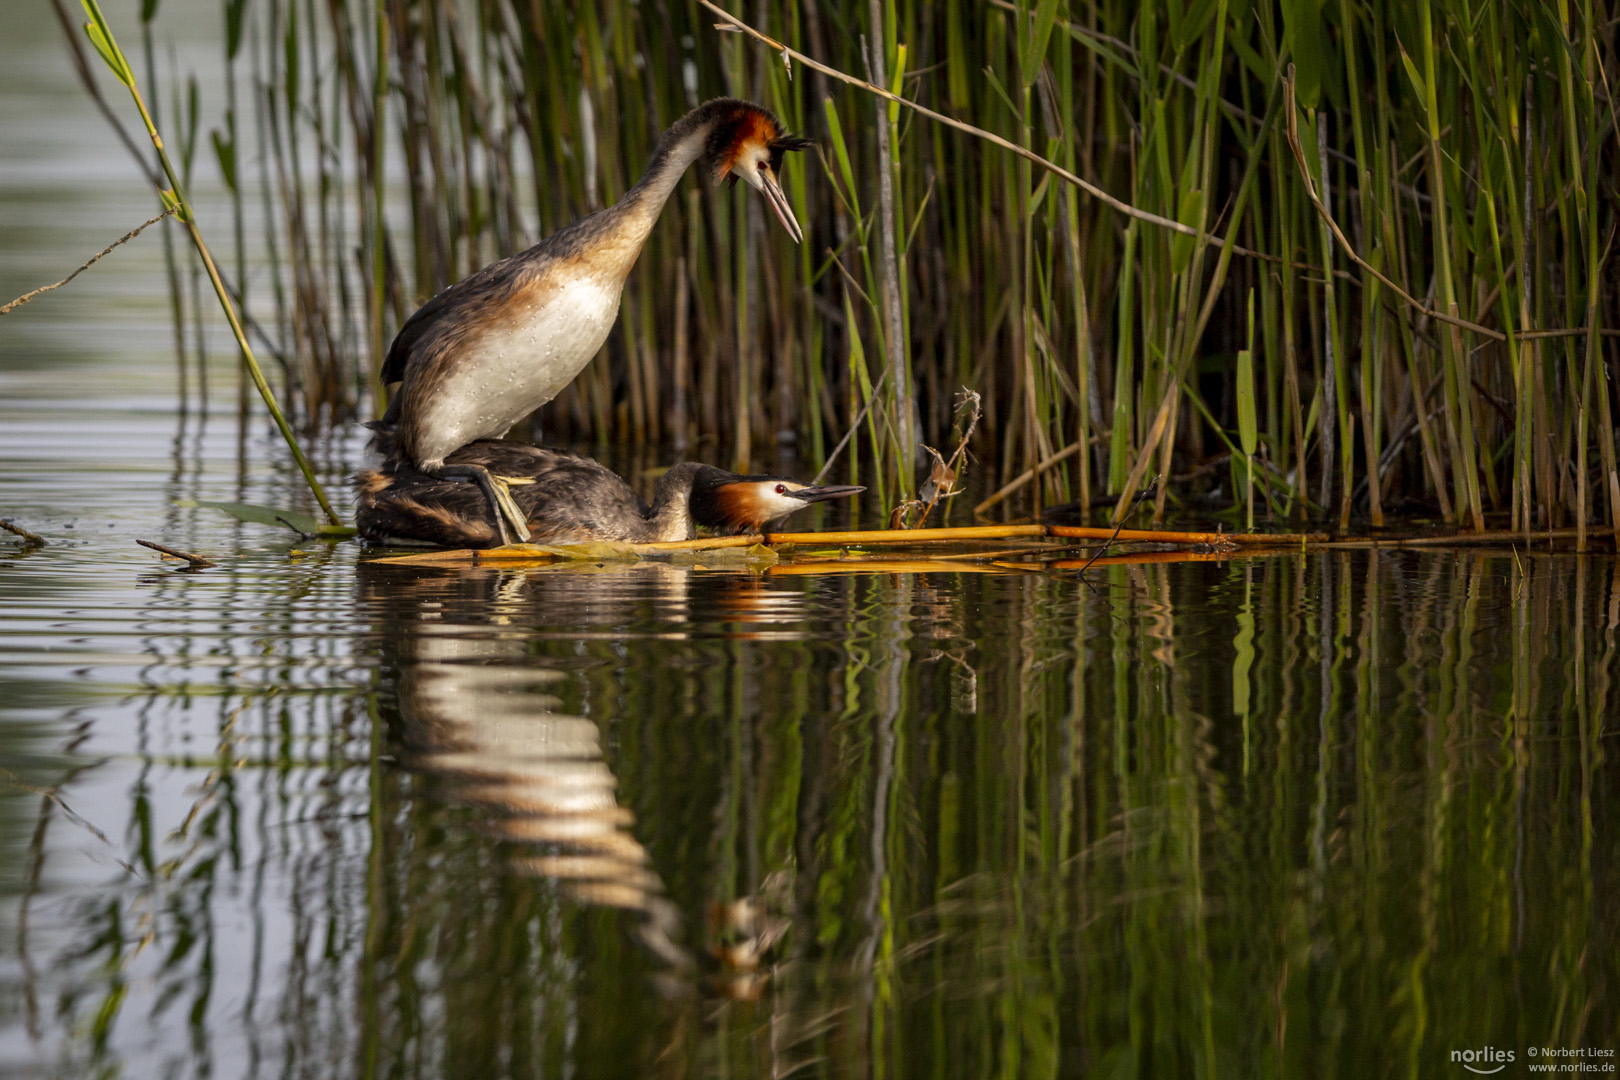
top-left (1, 210), bottom-right (174, 316)
top-left (630, 534), bottom-right (766, 551)
top-left (371, 534), bottom-right (769, 565)
top-left (973, 440), bottom-right (1083, 515)
top-left (1322, 527), bottom-right (1615, 548)
top-left (889, 389), bottom-right (984, 527)
top-left (1045, 547), bottom-right (1299, 569)
top-left (1, 519), bottom-right (47, 547)
top-left (768, 524), bottom-right (1326, 546)
top-left (766, 559), bottom-right (1021, 575)
top-left (768, 525), bottom-right (1049, 544)
top-left (137, 538), bottom-right (218, 567)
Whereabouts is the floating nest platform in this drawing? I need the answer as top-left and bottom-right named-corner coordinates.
top-left (365, 523), bottom-right (1328, 572)
top-left (362, 521), bottom-right (1618, 573)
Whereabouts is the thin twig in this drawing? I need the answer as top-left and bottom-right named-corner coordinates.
top-left (0, 767), bottom-right (140, 876)
top-left (137, 539), bottom-right (218, 568)
top-left (0, 520), bottom-right (47, 547)
top-left (1075, 481), bottom-right (1161, 586)
top-left (1, 211), bottom-right (175, 316)
top-left (699, 0), bottom-right (1254, 250)
top-left (974, 440), bottom-right (1085, 516)
top-left (1282, 66), bottom-right (1506, 343)
top-left (274, 516), bottom-right (314, 541)
top-left (816, 364), bottom-right (895, 483)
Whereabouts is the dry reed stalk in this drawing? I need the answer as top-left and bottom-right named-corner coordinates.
top-left (921, 544), bottom-right (1077, 561)
top-left (369, 534), bottom-right (768, 565)
top-left (625, 535), bottom-right (766, 552)
top-left (136, 539), bottom-right (218, 568)
top-left (766, 559), bottom-right (1018, 576)
top-left (1042, 546), bottom-right (1300, 569)
top-left (1, 520), bottom-right (47, 547)
top-left (766, 525), bottom-right (1050, 544)
top-left (770, 524), bottom-right (1324, 545)
top-left (1043, 525), bottom-right (1325, 546)
top-left (973, 440), bottom-right (1083, 515)
top-left (1326, 527), bottom-right (1616, 549)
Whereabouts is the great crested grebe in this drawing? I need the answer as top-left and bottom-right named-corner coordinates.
top-left (372, 98), bottom-right (812, 545)
top-left (354, 439), bottom-right (862, 549)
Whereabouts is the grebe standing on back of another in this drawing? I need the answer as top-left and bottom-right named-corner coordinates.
top-left (372, 99), bottom-right (812, 544)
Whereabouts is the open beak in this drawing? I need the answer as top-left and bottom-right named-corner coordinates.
top-left (791, 483), bottom-right (864, 504)
top-left (758, 169), bottom-right (805, 244)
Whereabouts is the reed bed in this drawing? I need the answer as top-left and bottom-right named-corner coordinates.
top-left (82, 0), bottom-right (1620, 535)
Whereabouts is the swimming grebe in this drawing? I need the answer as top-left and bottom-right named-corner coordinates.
top-left (354, 440), bottom-right (862, 548)
top-left (372, 99), bottom-right (811, 545)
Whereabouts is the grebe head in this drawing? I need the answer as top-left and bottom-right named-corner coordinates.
top-left (688, 467), bottom-right (863, 534)
top-left (704, 101), bottom-right (812, 243)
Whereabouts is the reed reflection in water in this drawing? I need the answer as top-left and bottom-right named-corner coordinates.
top-left (367, 564), bottom-right (690, 974)
top-left (2, 547), bottom-right (1616, 1078)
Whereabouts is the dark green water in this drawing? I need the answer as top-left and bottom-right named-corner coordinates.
top-left (2, 5), bottom-right (1618, 1077)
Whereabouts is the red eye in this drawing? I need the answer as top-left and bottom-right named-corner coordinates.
top-left (774, 484), bottom-right (787, 494)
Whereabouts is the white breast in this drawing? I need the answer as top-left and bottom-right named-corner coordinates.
top-left (413, 277), bottom-right (623, 464)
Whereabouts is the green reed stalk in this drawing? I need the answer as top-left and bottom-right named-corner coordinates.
top-left (78, 0), bottom-right (343, 528)
top-left (1415, 0), bottom-right (1482, 530)
top-left (138, 3), bottom-right (188, 415)
top-left (363, 0), bottom-right (387, 417)
top-left (1575, 0), bottom-right (1617, 543)
top-left (1339, 0), bottom-right (1382, 526)
top-left (869, 0), bottom-right (915, 496)
top-left (1311, 112), bottom-right (1350, 528)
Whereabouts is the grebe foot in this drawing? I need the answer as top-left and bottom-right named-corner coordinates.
top-left (488, 475), bottom-right (534, 544)
top-left (426, 462), bottom-right (533, 545)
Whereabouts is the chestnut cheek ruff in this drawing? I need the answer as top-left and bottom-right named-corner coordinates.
top-left (708, 483), bottom-right (767, 533)
top-left (707, 104), bottom-right (785, 182)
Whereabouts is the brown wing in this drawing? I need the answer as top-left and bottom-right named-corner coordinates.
top-left (379, 249), bottom-right (555, 389)
top-left (355, 443), bottom-right (655, 548)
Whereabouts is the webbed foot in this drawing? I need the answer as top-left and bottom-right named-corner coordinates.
top-left (488, 475), bottom-right (535, 544)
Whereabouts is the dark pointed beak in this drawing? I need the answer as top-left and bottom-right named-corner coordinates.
top-left (759, 168), bottom-right (805, 244)
top-left (792, 483), bottom-right (864, 504)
